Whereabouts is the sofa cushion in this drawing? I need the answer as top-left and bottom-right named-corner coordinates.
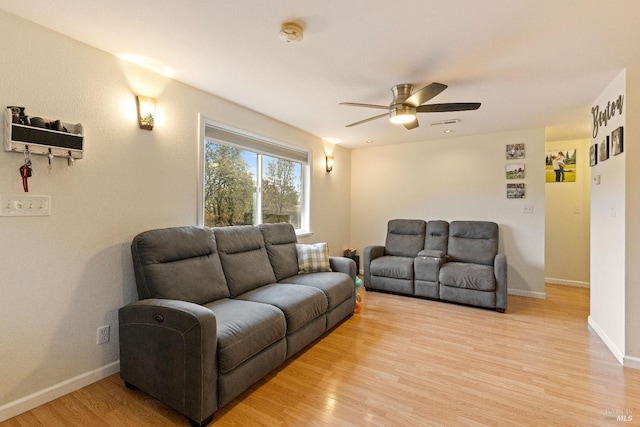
top-left (131, 226), bottom-right (230, 304)
top-left (370, 256), bottom-right (414, 280)
top-left (439, 262), bottom-right (496, 291)
top-left (204, 298), bottom-right (286, 375)
top-left (259, 223), bottom-right (300, 281)
top-left (296, 242), bottom-right (331, 273)
top-left (447, 221), bottom-right (498, 265)
top-left (385, 219), bottom-right (426, 257)
top-left (425, 220), bottom-right (449, 252)
top-left (213, 226), bottom-right (277, 297)
top-left (279, 272), bottom-right (354, 310)
top-left (236, 283), bottom-right (328, 333)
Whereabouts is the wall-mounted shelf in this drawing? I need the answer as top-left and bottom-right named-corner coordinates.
top-left (4, 108), bottom-right (84, 159)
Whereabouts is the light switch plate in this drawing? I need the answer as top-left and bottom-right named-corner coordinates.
top-left (0, 195), bottom-right (50, 216)
top-left (522, 204), bottom-right (533, 214)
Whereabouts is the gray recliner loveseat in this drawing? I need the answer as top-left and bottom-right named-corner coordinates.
top-left (364, 219), bottom-right (507, 312)
top-left (119, 223), bottom-right (356, 426)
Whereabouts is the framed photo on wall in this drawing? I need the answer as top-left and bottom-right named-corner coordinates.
top-left (545, 149), bottom-right (576, 183)
top-left (507, 183), bottom-right (525, 198)
top-left (589, 143), bottom-right (597, 167)
top-left (612, 126), bottom-right (624, 156)
top-left (506, 144), bottom-right (525, 159)
top-left (599, 136), bottom-right (609, 162)
top-left (506, 163), bottom-right (525, 179)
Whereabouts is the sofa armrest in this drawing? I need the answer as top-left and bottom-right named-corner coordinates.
top-left (330, 256), bottom-right (356, 281)
top-left (119, 299), bottom-right (218, 425)
top-left (415, 250), bottom-right (447, 284)
top-left (417, 249), bottom-right (446, 260)
top-left (363, 245), bottom-right (385, 287)
top-left (494, 254), bottom-right (508, 311)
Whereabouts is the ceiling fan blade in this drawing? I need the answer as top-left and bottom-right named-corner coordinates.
top-left (416, 102), bottom-right (481, 112)
top-left (404, 82), bottom-right (448, 107)
top-left (345, 112), bottom-right (389, 127)
top-left (340, 102), bottom-right (388, 110)
top-left (403, 119), bottom-right (419, 130)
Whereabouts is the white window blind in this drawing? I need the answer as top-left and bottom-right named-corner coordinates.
top-left (204, 125), bottom-right (309, 164)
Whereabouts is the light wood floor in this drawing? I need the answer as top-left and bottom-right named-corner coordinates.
top-left (3, 285), bottom-right (640, 426)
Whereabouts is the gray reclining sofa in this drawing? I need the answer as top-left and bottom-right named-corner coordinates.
top-left (364, 219), bottom-right (507, 312)
top-left (119, 223), bottom-right (356, 426)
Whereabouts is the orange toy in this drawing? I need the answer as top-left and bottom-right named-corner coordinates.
top-left (354, 276), bottom-right (364, 313)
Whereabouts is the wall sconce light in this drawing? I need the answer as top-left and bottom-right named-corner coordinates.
top-left (326, 156), bottom-right (334, 172)
top-left (136, 95), bottom-right (156, 130)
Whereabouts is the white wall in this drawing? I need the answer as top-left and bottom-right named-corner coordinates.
top-left (544, 138), bottom-right (591, 287)
top-left (350, 128), bottom-right (546, 297)
top-left (588, 68), bottom-right (640, 368)
top-left (0, 11), bottom-right (351, 420)
top-left (588, 70), bottom-right (627, 364)
top-left (625, 68), bottom-right (640, 365)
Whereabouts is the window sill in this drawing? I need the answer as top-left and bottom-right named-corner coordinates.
top-left (296, 230), bottom-right (313, 239)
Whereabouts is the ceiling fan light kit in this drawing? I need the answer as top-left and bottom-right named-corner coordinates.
top-left (341, 82), bottom-right (480, 130)
top-left (389, 105), bottom-right (416, 124)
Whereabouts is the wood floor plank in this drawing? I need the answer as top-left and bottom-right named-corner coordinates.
top-left (3, 285), bottom-right (640, 426)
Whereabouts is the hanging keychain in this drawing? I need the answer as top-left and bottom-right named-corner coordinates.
top-left (67, 150), bottom-right (75, 168)
top-left (20, 147), bottom-right (33, 192)
top-left (48, 148), bottom-right (54, 174)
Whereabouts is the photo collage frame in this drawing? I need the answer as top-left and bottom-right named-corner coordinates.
top-left (506, 144), bottom-right (525, 198)
top-left (591, 126), bottom-right (623, 167)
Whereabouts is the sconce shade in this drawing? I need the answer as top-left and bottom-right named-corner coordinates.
top-left (326, 156), bottom-right (334, 172)
top-left (136, 95), bottom-right (156, 130)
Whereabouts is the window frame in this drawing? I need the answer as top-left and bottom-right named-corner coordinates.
top-left (198, 117), bottom-right (312, 235)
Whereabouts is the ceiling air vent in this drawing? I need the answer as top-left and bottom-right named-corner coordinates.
top-left (430, 119), bottom-right (460, 126)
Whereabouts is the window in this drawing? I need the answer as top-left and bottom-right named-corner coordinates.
top-left (200, 122), bottom-right (310, 233)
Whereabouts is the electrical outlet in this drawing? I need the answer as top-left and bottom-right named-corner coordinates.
top-left (97, 325), bottom-right (110, 345)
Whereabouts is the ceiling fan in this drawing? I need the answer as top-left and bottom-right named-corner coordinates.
top-left (340, 82), bottom-right (481, 130)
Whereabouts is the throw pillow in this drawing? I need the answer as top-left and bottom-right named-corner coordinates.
top-left (296, 242), bottom-right (332, 274)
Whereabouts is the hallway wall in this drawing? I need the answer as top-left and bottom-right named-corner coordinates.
top-left (544, 138), bottom-right (591, 287)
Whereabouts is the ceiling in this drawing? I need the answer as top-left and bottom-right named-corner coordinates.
top-left (2, 0), bottom-right (640, 149)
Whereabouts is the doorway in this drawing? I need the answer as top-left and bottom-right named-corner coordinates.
top-left (544, 139), bottom-right (592, 290)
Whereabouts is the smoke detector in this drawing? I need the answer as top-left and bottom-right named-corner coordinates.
top-left (280, 22), bottom-right (304, 43)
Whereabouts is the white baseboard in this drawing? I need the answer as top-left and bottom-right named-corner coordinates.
top-left (588, 316), bottom-right (624, 365)
top-left (0, 361), bottom-right (120, 422)
top-left (623, 355), bottom-right (640, 370)
top-left (545, 278), bottom-right (590, 288)
top-left (508, 288), bottom-right (546, 299)
top-left (590, 320), bottom-right (640, 369)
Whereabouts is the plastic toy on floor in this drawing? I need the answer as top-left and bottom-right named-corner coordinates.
top-left (354, 276), bottom-right (363, 313)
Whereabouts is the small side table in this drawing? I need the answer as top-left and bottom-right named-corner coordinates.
top-left (344, 255), bottom-right (360, 273)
